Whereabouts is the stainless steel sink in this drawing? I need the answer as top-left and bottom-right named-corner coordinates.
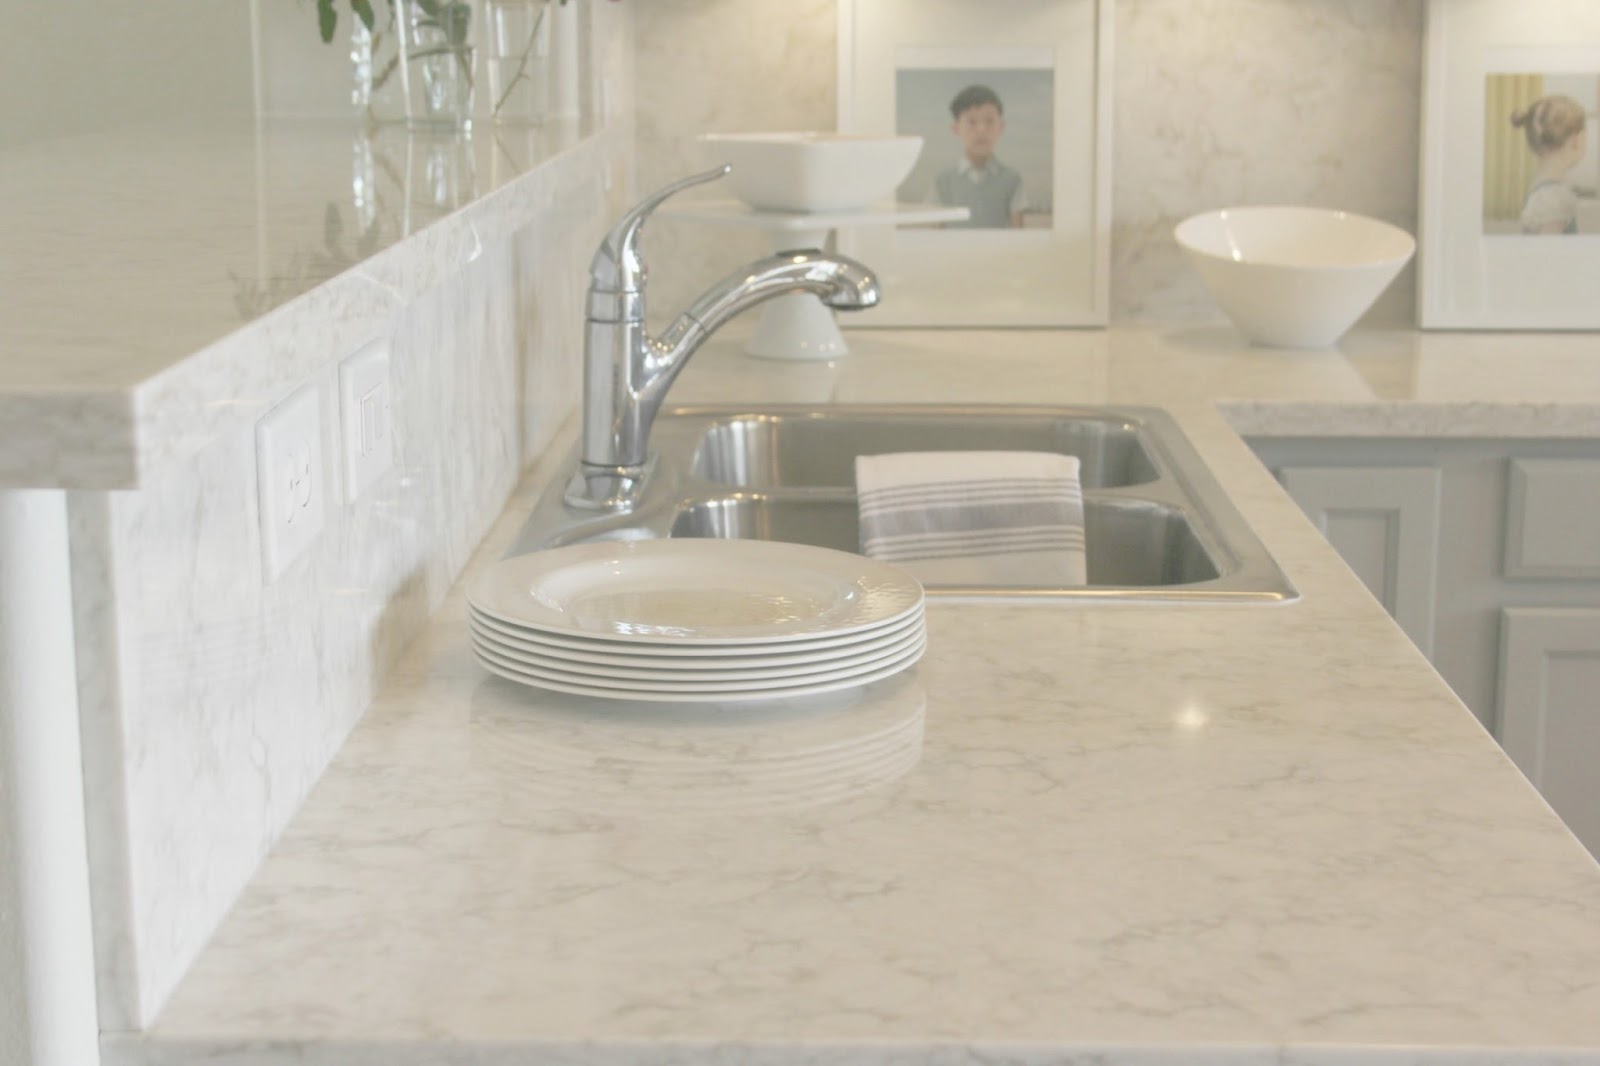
top-left (507, 404), bottom-right (1297, 602)
top-left (669, 495), bottom-right (1221, 588)
top-left (691, 410), bottom-right (1160, 490)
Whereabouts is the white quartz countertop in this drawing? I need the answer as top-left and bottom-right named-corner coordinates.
top-left (0, 115), bottom-right (605, 489)
top-left (107, 326), bottom-right (1600, 1066)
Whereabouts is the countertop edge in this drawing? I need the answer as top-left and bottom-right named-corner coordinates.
top-left (98, 1034), bottom-right (1600, 1066)
top-left (0, 123), bottom-right (623, 492)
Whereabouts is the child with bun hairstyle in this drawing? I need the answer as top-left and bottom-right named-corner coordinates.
top-left (1512, 93), bottom-right (1589, 235)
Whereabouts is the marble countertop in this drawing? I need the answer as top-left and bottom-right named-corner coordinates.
top-left (107, 325), bottom-right (1600, 1066)
top-left (0, 115), bottom-right (606, 489)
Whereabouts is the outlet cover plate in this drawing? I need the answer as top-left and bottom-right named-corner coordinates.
top-left (256, 384), bottom-right (326, 584)
top-left (339, 339), bottom-right (393, 501)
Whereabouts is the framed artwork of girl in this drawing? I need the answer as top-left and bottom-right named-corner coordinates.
top-left (1512, 92), bottom-right (1590, 234)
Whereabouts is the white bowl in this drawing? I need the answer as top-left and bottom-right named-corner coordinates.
top-left (1174, 206), bottom-right (1415, 348)
top-left (698, 132), bottom-right (923, 213)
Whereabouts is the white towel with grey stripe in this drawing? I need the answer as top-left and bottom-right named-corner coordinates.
top-left (855, 451), bottom-right (1087, 587)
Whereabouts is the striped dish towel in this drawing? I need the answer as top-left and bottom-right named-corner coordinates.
top-left (855, 451), bottom-right (1087, 587)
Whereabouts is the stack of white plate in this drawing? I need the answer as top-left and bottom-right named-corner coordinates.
top-left (466, 539), bottom-right (926, 702)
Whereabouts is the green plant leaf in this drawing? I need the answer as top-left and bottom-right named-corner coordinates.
top-left (404, 44), bottom-right (459, 59)
top-left (317, 0), bottom-right (337, 42)
top-left (370, 51), bottom-right (400, 92)
top-left (352, 0), bottom-right (376, 33)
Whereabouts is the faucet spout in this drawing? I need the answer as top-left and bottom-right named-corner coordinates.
top-left (637, 247), bottom-right (878, 402)
top-left (571, 248), bottom-right (879, 509)
top-left (564, 172), bottom-right (880, 512)
top-left (682, 248), bottom-right (880, 332)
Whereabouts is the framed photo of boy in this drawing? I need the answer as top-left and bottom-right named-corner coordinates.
top-left (1419, 0), bottom-right (1600, 329)
top-left (837, 0), bottom-right (1112, 327)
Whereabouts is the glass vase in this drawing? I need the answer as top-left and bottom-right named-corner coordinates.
top-left (484, 0), bottom-right (554, 126)
top-left (397, 0), bottom-right (478, 130)
top-left (351, 4), bottom-right (406, 125)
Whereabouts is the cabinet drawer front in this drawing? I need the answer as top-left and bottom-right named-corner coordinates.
top-left (1505, 460), bottom-right (1600, 579)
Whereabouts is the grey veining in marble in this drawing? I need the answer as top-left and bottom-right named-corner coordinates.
top-left (103, 326), bottom-right (1600, 1065)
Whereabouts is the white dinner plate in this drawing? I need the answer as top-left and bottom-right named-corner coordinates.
top-left (471, 621), bottom-right (925, 683)
top-left (468, 607), bottom-right (923, 668)
top-left (467, 602), bottom-right (923, 658)
top-left (472, 634), bottom-right (926, 702)
top-left (472, 634), bottom-right (926, 693)
top-left (469, 540), bottom-right (923, 646)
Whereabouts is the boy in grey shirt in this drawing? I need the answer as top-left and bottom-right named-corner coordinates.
top-left (929, 84), bottom-right (1027, 228)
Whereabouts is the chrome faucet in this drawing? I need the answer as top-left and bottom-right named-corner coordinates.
top-left (564, 166), bottom-right (880, 511)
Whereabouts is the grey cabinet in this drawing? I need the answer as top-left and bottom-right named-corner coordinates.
top-left (1499, 608), bottom-right (1600, 858)
top-left (1504, 460), bottom-right (1600, 579)
top-left (1279, 465), bottom-right (1441, 655)
top-left (1250, 438), bottom-right (1600, 859)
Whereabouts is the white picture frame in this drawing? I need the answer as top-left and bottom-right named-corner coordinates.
top-left (1419, 0), bottom-right (1600, 329)
top-left (837, 0), bottom-right (1113, 328)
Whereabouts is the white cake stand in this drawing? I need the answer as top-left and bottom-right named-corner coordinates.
top-left (664, 200), bottom-right (970, 361)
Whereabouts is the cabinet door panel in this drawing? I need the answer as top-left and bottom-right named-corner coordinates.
top-left (1280, 466), bottom-right (1442, 656)
top-left (1505, 460), bottom-right (1600, 578)
top-left (1499, 607), bottom-right (1600, 859)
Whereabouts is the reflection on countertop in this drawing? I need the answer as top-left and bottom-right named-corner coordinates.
top-left (228, 125), bottom-right (490, 320)
top-left (468, 672), bottom-right (927, 818)
top-left (0, 113), bottom-right (619, 490)
top-left (0, 115), bottom-right (593, 391)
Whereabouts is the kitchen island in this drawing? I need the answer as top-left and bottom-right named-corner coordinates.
top-left (104, 324), bottom-right (1600, 1065)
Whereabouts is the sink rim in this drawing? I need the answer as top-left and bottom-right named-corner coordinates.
top-left (668, 490), bottom-right (1226, 592)
top-left (684, 406), bottom-right (1164, 491)
top-left (508, 403), bottom-right (1300, 604)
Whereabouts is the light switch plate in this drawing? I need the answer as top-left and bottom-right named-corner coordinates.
top-left (339, 339), bottom-right (393, 501)
top-left (256, 384), bottom-right (326, 584)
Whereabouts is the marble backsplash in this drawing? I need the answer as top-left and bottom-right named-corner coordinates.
top-left (67, 129), bottom-right (629, 1032)
top-left (634, 0), bottom-right (1423, 328)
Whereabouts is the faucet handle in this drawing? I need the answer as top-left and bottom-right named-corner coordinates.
top-left (589, 165), bottom-right (731, 295)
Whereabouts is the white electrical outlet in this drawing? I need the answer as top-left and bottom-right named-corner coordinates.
top-left (256, 384), bottom-right (327, 584)
top-left (339, 339), bottom-right (394, 501)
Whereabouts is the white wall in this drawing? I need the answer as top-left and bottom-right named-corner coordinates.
top-left (634, 0), bottom-right (1424, 327)
top-left (0, 1), bottom-right (254, 148)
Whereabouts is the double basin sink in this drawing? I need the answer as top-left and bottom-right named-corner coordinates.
top-left (507, 404), bottom-right (1297, 602)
